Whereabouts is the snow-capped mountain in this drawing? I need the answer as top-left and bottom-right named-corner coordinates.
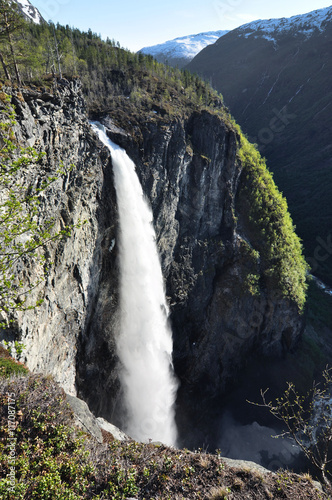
top-left (236, 5), bottom-right (332, 45)
top-left (14, 0), bottom-right (44, 24)
top-left (139, 30), bottom-right (229, 68)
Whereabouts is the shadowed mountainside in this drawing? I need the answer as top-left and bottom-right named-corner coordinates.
top-left (187, 6), bottom-right (332, 286)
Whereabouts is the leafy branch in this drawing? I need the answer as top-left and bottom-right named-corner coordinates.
top-left (250, 367), bottom-right (332, 488)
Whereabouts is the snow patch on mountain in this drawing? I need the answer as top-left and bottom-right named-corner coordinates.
top-left (14, 0), bottom-right (43, 24)
top-left (238, 5), bottom-right (332, 44)
top-left (140, 30), bottom-right (228, 65)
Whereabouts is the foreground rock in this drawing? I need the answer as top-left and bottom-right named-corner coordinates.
top-left (65, 393), bottom-right (129, 443)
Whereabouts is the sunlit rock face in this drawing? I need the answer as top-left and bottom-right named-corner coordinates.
top-left (0, 81), bottom-right (116, 395)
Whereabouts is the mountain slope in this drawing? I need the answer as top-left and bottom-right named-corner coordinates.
top-left (236, 6), bottom-right (332, 42)
top-left (140, 30), bottom-right (228, 68)
top-left (187, 6), bottom-right (332, 285)
top-left (14, 0), bottom-right (43, 23)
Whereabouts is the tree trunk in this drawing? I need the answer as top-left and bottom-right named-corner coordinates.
top-left (321, 468), bottom-right (331, 488)
top-left (7, 30), bottom-right (21, 85)
top-left (0, 49), bottom-right (11, 81)
top-left (52, 25), bottom-right (62, 79)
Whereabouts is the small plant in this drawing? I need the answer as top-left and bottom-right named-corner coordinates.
top-left (149, 459), bottom-right (158, 470)
top-left (183, 465), bottom-right (195, 476)
top-left (14, 340), bottom-right (26, 357)
top-left (163, 455), bottom-right (174, 472)
top-left (3, 340), bottom-right (26, 359)
top-left (208, 485), bottom-right (231, 499)
top-left (243, 272), bottom-right (260, 296)
top-left (108, 465), bottom-right (139, 498)
top-left (199, 454), bottom-right (210, 469)
top-left (302, 472), bottom-right (313, 482)
top-left (143, 466), bottom-right (150, 478)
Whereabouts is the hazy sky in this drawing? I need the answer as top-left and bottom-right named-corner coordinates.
top-left (31, 0), bottom-right (332, 51)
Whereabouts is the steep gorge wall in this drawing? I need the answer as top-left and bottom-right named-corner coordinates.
top-left (1, 83), bottom-right (304, 441)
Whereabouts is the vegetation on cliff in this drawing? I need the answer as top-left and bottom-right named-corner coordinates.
top-left (237, 136), bottom-right (309, 311)
top-left (0, 362), bottom-right (328, 499)
top-left (0, 345), bottom-right (28, 378)
top-left (0, 9), bottom-right (228, 127)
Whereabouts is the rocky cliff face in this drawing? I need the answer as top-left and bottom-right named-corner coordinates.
top-left (1, 82), bottom-right (304, 445)
top-left (0, 81), bottom-right (118, 396)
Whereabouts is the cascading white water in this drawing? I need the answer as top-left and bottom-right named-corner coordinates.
top-left (91, 122), bottom-right (178, 446)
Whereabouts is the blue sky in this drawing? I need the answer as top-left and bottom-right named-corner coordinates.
top-left (31, 0), bottom-right (332, 51)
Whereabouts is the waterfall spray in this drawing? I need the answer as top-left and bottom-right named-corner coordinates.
top-left (91, 122), bottom-right (178, 446)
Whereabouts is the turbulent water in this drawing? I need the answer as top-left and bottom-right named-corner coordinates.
top-left (91, 122), bottom-right (178, 446)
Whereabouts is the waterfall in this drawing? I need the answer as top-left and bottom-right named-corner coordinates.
top-left (91, 122), bottom-right (178, 446)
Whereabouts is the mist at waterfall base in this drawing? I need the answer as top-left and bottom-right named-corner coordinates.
top-left (178, 400), bottom-right (302, 471)
top-left (218, 412), bottom-right (302, 471)
top-left (91, 122), bottom-right (178, 446)
top-left (178, 353), bottom-right (308, 472)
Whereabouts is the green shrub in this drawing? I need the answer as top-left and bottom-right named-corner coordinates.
top-left (237, 135), bottom-right (308, 311)
top-left (0, 375), bottom-right (93, 499)
top-left (0, 358), bottom-right (29, 378)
